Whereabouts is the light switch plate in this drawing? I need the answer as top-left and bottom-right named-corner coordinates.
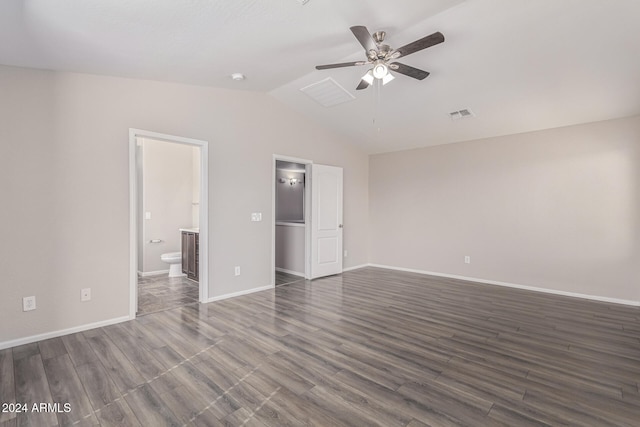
top-left (251, 212), bottom-right (262, 222)
top-left (81, 288), bottom-right (91, 302)
top-left (23, 296), bottom-right (36, 311)
top-left (145, 212), bottom-right (152, 220)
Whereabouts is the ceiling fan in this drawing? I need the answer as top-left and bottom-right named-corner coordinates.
top-left (316, 26), bottom-right (445, 90)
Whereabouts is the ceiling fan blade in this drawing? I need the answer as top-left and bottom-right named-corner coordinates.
top-left (356, 80), bottom-right (370, 90)
top-left (315, 61), bottom-right (366, 70)
top-left (393, 31), bottom-right (444, 59)
top-left (390, 62), bottom-right (430, 80)
top-left (350, 26), bottom-right (377, 53)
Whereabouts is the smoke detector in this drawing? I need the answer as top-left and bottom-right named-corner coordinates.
top-left (230, 73), bottom-right (245, 81)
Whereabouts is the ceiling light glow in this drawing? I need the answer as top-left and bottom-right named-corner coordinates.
top-left (372, 62), bottom-right (388, 79)
top-left (361, 70), bottom-right (374, 85)
top-left (382, 72), bottom-right (395, 85)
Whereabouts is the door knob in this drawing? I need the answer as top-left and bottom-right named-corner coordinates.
top-left (339, 224), bottom-right (343, 228)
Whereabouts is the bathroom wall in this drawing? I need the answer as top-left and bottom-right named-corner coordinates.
top-left (140, 138), bottom-right (196, 274)
top-left (192, 148), bottom-right (201, 228)
top-left (136, 144), bottom-right (144, 271)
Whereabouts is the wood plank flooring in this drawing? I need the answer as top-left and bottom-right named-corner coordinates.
top-left (2, 267), bottom-right (639, 426)
top-left (137, 275), bottom-right (199, 316)
top-left (275, 271), bottom-right (305, 287)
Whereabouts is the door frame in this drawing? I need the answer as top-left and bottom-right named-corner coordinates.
top-left (272, 155), bottom-right (313, 284)
top-left (128, 128), bottom-right (209, 319)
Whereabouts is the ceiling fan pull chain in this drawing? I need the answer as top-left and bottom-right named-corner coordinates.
top-left (373, 78), bottom-right (382, 130)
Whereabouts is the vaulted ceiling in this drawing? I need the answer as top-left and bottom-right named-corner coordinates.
top-left (2, 0), bottom-right (639, 153)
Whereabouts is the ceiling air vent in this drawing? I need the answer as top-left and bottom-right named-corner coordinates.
top-left (449, 108), bottom-right (475, 120)
top-left (300, 77), bottom-right (355, 107)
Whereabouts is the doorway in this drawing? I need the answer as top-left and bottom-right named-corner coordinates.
top-left (274, 158), bottom-right (310, 286)
top-left (271, 155), bottom-right (344, 286)
top-left (128, 129), bottom-right (209, 318)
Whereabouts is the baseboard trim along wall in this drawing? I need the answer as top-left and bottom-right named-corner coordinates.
top-left (206, 285), bottom-right (274, 303)
top-left (368, 264), bottom-right (640, 307)
top-left (275, 267), bottom-right (305, 277)
top-left (343, 264), bottom-right (370, 272)
top-left (138, 269), bottom-right (170, 277)
top-left (0, 315), bottom-right (131, 351)
top-left (7, 264), bottom-right (633, 350)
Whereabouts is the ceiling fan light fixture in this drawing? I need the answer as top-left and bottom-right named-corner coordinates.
top-left (372, 62), bottom-right (388, 79)
top-left (382, 72), bottom-right (395, 85)
top-left (361, 70), bottom-right (374, 85)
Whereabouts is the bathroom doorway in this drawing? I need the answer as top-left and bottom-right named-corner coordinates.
top-left (129, 129), bottom-right (209, 318)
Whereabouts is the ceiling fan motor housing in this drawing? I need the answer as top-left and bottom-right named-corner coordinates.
top-left (369, 44), bottom-right (391, 61)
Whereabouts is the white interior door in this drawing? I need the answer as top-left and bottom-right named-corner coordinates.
top-left (311, 164), bottom-right (343, 279)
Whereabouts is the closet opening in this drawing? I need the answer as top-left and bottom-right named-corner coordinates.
top-left (273, 157), bottom-right (310, 286)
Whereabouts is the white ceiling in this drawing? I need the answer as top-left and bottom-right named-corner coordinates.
top-left (2, 0), bottom-right (639, 153)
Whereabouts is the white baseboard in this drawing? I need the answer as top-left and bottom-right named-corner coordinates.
top-left (206, 285), bottom-right (274, 303)
top-left (275, 267), bottom-right (305, 277)
top-left (368, 264), bottom-right (640, 307)
top-left (138, 269), bottom-right (169, 277)
top-left (0, 315), bottom-right (131, 351)
top-left (275, 264), bottom-right (369, 278)
top-left (343, 264), bottom-right (369, 272)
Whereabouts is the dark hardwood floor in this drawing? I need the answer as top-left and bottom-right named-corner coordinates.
top-left (1, 267), bottom-right (639, 426)
top-left (137, 275), bottom-right (199, 316)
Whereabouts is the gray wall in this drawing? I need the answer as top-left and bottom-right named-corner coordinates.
top-left (275, 169), bottom-right (305, 222)
top-left (0, 65), bottom-right (369, 345)
top-left (369, 115), bottom-right (640, 302)
top-left (275, 224), bottom-right (305, 275)
top-left (192, 148), bottom-right (201, 228)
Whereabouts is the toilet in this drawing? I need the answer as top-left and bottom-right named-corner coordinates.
top-left (160, 252), bottom-right (183, 277)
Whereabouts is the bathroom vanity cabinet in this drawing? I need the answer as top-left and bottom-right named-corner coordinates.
top-left (181, 230), bottom-right (199, 281)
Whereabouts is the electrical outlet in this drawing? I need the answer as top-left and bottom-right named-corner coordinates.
top-left (251, 213), bottom-right (262, 222)
top-left (23, 296), bottom-right (36, 312)
top-left (234, 266), bottom-right (241, 276)
top-left (464, 256), bottom-right (471, 264)
top-left (81, 288), bottom-right (91, 302)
